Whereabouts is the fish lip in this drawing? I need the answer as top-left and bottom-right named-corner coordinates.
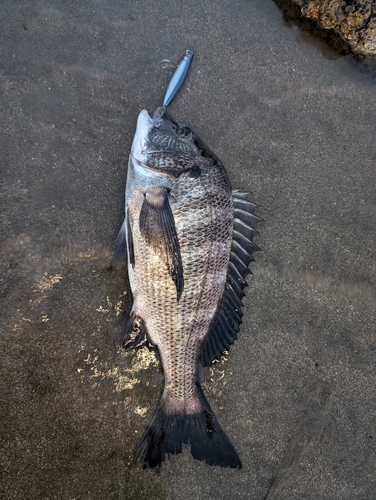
top-left (139, 109), bottom-right (153, 124)
top-left (131, 110), bottom-right (154, 158)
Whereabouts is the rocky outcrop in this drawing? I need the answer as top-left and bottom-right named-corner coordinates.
top-left (292, 0), bottom-right (376, 57)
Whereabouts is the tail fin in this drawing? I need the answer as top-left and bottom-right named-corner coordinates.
top-left (134, 384), bottom-right (242, 469)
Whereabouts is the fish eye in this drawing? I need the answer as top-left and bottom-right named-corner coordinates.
top-left (176, 126), bottom-right (191, 139)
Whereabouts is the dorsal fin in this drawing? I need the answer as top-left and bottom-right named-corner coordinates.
top-left (200, 190), bottom-right (262, 367)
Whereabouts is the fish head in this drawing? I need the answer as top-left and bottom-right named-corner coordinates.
top-left (131, 107), bottom-right (201, 178)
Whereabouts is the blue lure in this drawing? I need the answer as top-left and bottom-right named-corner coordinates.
top-left (163, 50), bottom-right (194, 107)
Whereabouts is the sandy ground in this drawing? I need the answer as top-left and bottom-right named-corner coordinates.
top-left (1, 1), bottom-right (375, 498)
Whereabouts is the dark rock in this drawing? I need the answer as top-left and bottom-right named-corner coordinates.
top-left (291, 0), bottom-right (376, 56)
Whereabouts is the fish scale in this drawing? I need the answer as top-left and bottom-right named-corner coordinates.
top-left (113, 107), bottom-right (260, 468)
top-left (161, 180), bottom-right (230, 411)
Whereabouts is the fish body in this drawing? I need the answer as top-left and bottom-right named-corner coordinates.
top-left (114, 107), bottom-right (260, 468)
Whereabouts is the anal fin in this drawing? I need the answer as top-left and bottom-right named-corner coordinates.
top-left (121, 310), bottom-right (150, 350)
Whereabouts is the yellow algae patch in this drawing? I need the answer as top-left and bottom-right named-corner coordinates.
top-left (96, 305), bottom-right (109, 313)
top-left (204, 368), bottom-right (227, 397)
top-left (96, 296), bottom-right (125, 316)
top-left (132, 348), bottom-right (159, 371)
top-left (30, 273), bottom-right (63, 306)
top-left (134, 406), bottom-right (148, 417)
top-left (80, 346), bottom-right (159, 392)
top-left (84, 358), bottom-right (140, 391)
top-left (112, 367), bottom-right (140, 391)
top-left (123, 397), bottom-right (131, 409)
top-left (77, 251), bottom-right (92, 259)
top-left (108, 295), bottom-right (125, 316)
top-left (114, 298), bottom-right (123, 317)
top-left (35, 273), bottom-right (63, 293)
top-left (202, 351), bottom-right (229, 398)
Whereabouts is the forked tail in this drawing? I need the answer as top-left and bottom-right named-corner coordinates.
top-left (134, 383), bottom-right (242, 468)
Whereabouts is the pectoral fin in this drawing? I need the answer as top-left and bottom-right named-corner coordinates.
top-left (126, 211), bottom-right (135, 267)
top-left (111, 209), bottom-right (135, 267)
top-left (112, 219), bottom-right (127, 264)
top-left (139, 186), bottom-right (184, 300)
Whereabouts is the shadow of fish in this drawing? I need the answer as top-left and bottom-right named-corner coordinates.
top-left (113, 106), bottom-right (261, 468)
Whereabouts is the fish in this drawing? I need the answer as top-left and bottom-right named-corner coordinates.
top-left (113, 106), bottom-right (261, 468)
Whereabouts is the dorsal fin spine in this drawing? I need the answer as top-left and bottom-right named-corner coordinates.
top-left (199, 192), bottom-right (262, 367)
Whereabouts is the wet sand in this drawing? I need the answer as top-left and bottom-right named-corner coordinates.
top-left (1, 1), bottom-right (375, 498)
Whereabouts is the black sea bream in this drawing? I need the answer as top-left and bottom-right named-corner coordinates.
top-left (114, 106), bottom-right (261, 468)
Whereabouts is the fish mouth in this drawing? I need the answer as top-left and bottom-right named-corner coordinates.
top-left (132, 155), bottom-right (200, 180)
top-left (152, 106), bottom-right (166, 127)
top-left (131, 110), bottom-right (154, 158)
top-left (131, 156), bottom-right (173, 179)
top-left (131, 108), bottom-right (198, 179)
top-left (131, 108), bottom-right (172, 157)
